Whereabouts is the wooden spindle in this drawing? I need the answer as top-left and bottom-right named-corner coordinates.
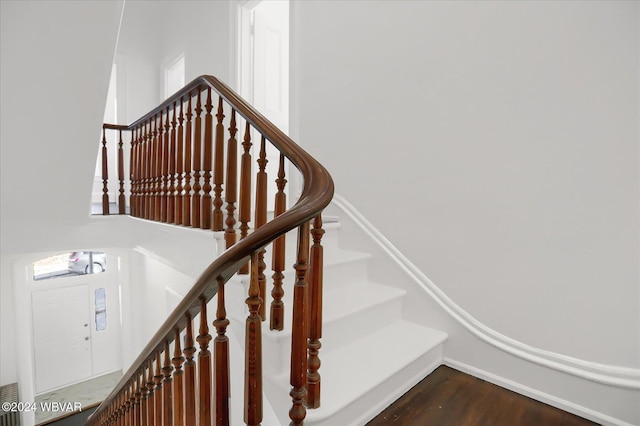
top-left (213, 277), bottom-right (230, 426)
top-left (172, 329), bottom-right (185, 426)
top-left (124, 388), bottom-right (131, 426)
top-left (168, 104), bottom-right (177, 224)
top-left (183, 96), bottom-right (193, 226)
top-left (307, 214), bottom-right (325, 408)
top-left (146, 358), bottom-right (155, 426)
top-left (192, 91), bottom-right (203, 229)
top-left (175, 99), bottom-right (184, 225)
top-left (183, 314), bottom-right (196, 425)
top-left (201, 88), bottom-right (213, 229)
top-left (118, 129), bottom-right (126, 214)
top-left (155, 112), bottom-right (163, 222)
top-left (212, 97), bottom-right (225, 231)
top-left (131, 381), bottom-right (137, 426)
top-left (150, 115), bottom-right (158, 220)
top-left (154, 351), bottom-right (163, 426)
top-left (143, 120), bottom-right (152, 220)
top-left (224, 110), bottom-right (238, 248)
top-left (140, 366), bottom-right (149, 426)
top-left (255, 137), bottom-right (268, 320)
top-left (101, 127), bottom-right (109, 215)
top-left (135, 375), bottom-right (142, 426)
top-left (289, 222), bottom-right (310, 426)
top-left (130, 127), bottom-right (138, 217)
top-left (238, 122), bottom-right (253, 275)
top-left (163, 341), bottom-right (174, 426)
top-left (161, 107), bottom-right (170, 223)
top-left (271, 153), bottom-right (287, 330)
top-left (244, 253), bottom-right (263, 426)
top-left (197, 297), bottom-right (212, 426)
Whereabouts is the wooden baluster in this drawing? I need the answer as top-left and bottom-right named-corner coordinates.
top-left (162, 107), bottom-right (170, 222)
top-left (143, 120), bottom-right (151, 220)
top-left (141, 366), bottom-right (149, 426)
top-left (255, 137), bottom-right (268, 321)
top-left (154, 351), bottom-right (163, 426)
top-left (135, 127), bottom-right (143, 217)
top-left (307, 215), bottom-right (325, 408)
top-left (238, 123), bottom-right (253, 275)
top-left (289, 222), bottom-right (310, 426)
top-left (124, 388), bottom-right (131, 426)
top-left (168, 103), bottom-right (177, 224)
top-left (129, 129), bottom-right (137, 217)
top-left (155, 112), bottom-right (163, 222)
top-left (135, 376), bottom-right (142, 426)
top-left (191, 91), bottom-right (203, 228)
top-left (183, 314), bottom-right (196, 425)
top-left (270, 153), bottom-right (287, 330)
top-left (163, 341), bottom-right (174, 426)
top-left (212, 97), bottom-right (225, 231)
top-left (172, 329), bottom-right (184, 426)
top-left (131, 380), bottom-right (138, 426)
top-left (197, 297), bottom-right (212, 426)
top-left (146, 358), bottom-right (155, 426)
top-left (201, 88), bottom-right (213, 229)
top-left (224, 110), bottom-right (238, 248)
top-left (175, 99), bottom-right (184, 225)
top-left (101, 127), bottom-right (110, 215)
top-left (118, 129), bottom-right (126, 214)
top-left (213, 277), bottom-right (230, 426)
top-left (149, 115), bottom-right (157, 220)
top-left (244, 253), bottom-right (263, 426)
top-left (183, 96), bottom-right (193, 226)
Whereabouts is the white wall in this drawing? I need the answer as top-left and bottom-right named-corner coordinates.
top-left (291, 0), bottom-right (639, 370)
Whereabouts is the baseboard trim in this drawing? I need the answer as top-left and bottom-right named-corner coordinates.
top-left (331, 193), bottom-right (640, 390)
top-left (444, 358), bottom-right (636, 426)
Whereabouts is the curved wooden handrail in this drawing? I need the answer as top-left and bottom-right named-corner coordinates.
top-left (88, 75), bottom-right (334, 425)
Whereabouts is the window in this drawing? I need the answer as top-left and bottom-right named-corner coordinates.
top-left (33, 251), bottom-right (107, 281)
top-left (95, 288), bottom-right (107, 331)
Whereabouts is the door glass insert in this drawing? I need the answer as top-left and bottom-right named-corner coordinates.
top-left (95, 288), bottom-right (107, 331)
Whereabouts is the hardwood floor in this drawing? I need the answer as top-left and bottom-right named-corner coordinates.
top-left (366, 366), bottom-right (599, 426)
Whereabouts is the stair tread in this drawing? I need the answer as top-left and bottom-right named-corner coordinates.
top-left (269, 320), bottom-right (447, 420)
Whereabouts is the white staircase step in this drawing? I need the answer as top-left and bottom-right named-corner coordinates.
top-left (266, 320), bottom-right (447, 426)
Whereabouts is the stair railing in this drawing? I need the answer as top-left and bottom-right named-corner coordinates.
top-left (86, 75), bottom-right (333, 426)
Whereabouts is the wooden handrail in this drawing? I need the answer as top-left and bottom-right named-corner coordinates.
top-left (87, 76), bottom-right (333, 426)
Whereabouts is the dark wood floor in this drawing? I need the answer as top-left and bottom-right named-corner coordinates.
top-left (366, 366), bottom-right (599, 426)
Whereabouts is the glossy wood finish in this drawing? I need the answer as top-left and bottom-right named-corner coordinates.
top-left (289, 222), bottom-right (310, 426)
top-left (366, 366), bottom-right (599, 426)
top-left (306, 215), bottom-right (324, 408)
top-left (201, 88), bottom-right (214, 230)
top-left (270, 153), bottom-right (287, 330)
top-left (101, 127), bottom-right (109, 215)
top-left (88, 75), bottom-right (334, 426)
top-left (118, 130), bottom-right (126, 214)
top-left (172, 329), bottom-right (184, 426)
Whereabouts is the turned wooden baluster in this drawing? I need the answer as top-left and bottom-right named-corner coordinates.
top-left (140, 366), bottom-right (149, 426)
top-left (255, 137), bottom-right (268, 320)
top-left (146, 358), bottom-right (155, 426)
top-left (182, 96), bottom-right (193, 226)
top-left (168, 104), bottom-right (177, 224)
top-left (172, 329), bottom-right (185, 426)
top-left (118, 129), bottom-right (126, 214)
top-left (212, 97), bottom-right (225, 231)
top-left (143, 120), bottom-right (152, 220)
top-left (155, 112), bottom-right (164, 222)
top-left (245, 252), bottom-right (263, 426)
top-left (130, 127), bottom-right (138, 217)
top-left (154, 351), bottom-right (163, 425)
top-left (131, 380), bottom-right (138, 426)
top-left (224, 110), bottom-right (238, 248)
top-left (150, 114), bottom-right (158, 220)
top-left (270, 153), bottom-right (287, 330)
top-left (183, 314), bottom-right (197, 425)
top-left (197, 297), bottom-right (212, 426)
top-left (213, 277), bottom-right (230, 426)
top-left (307, 215), bottom-right (325, 408)
top-left (163, 341), bottom-right (174, 426)
top-left (161, 107), bottom-right (170, 223)
top-left (135, 376), bottom-right (142, 426)
top-left (101, 127), bottom-right (109, 215)
top-left (238, 123), bottom-right (253, 275)
top-left (192, 91), bottom-right (203, 229)
top-left (175, 100), bottom-right (184, 225)
top-left (201, 88), bottom-right (214, 229)
top-left (125, 388), bottom-right (131, 426)
top-left (289, 222), bottom-right (310, 426)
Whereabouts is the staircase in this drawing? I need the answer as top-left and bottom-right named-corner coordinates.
top-left (222, 219), bottom-right (448, 425)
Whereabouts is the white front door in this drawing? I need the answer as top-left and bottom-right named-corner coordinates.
top-left (32, 285), bottom-right (93, 393)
